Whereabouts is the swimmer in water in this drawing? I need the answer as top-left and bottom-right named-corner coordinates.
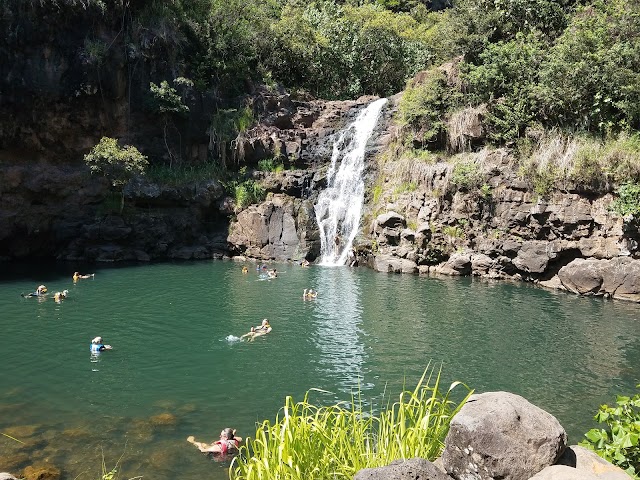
top-left (90, 336), bottom-right (113, 353)
top-left (54, 290), bottom-right (69, 303)
top-left (73, 272), bottom-right (94, 283)
top-left (187, 428), bottom-right (242, 455)
top-left (242, 266), bottom-right (249, 274)
top-left (241, 319), bottom-right (272, 341)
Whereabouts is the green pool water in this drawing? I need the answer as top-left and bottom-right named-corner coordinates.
top-left (1, 260), bottom-right (639, 479)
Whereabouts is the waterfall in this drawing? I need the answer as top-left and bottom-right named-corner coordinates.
top-left (314, 98), bottom-right (388, 266)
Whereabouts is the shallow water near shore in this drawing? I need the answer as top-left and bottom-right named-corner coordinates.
top-left (1, 260), bottom-right (639, 479)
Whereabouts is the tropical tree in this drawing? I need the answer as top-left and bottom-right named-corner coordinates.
top-left (84, 137), bottom-right (148, 213)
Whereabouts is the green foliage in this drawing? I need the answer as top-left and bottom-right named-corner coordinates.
top-left (149, 80), bottom-right (190, 116)
top-left (610, 184), bottom-right (640, 218)
top-left (479, 183), bottom-right (492, 199)
top-left (398, 68), bottom-right (454, 148)
top-left (451, 160), bottom-right (482, 191)
top-left (83, 38), bottom-right (108, 65)
top-left (372, 184), bottom-right (384, 204)
top-left (234, 180), bottom-right (266, 210)
top-left (393, 182), bottom-right (418, 194)
top-left (225, 168), bottom-right (266, 210)
top-left (580, 386), bottom-right (640, 478)
top-left (209, 107), bottom-right (254, 166)
top-left (519, 160), bottom-right (557, 199)
top-left (230, 365), bottom-right (473, 480)
top-left (84, 137), bottom-right (148, 189)
top-left (265, 2), bottom-right (437, 99)
top-left (536, 0), bottom-right (640, 134)
top-left (257, 158), bottom-right (285, 173)
top-left (445, 0), bottom-right (571, 61)
top-left (461, 32), bottom-right (546, 142)
top-left (443, 225), bottom-right (464, 239)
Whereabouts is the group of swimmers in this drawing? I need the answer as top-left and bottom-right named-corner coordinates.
top-left (22, 272), bottom-right (111, 353)
top-left (22, 272), bottom-right (94, 303)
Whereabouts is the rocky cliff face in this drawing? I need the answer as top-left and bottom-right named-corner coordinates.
top-left (225, 93), bottom-right (640, 303)
top-left (2, 13), bottom-right (639, 303)
top-left (358, 97), bottom-right (640, 301)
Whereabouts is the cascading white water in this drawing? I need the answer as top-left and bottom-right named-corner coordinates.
top-left (314, 98), bottom-right (388, 265)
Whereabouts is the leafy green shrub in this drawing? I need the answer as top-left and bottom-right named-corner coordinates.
top-left (443, 225), bottom-right (464, 239)
top-left (398, 68), bottom-right (453, 148)
top-left (149, 80), bottom-right (190, 116)
top-left (230, 365), bottom-right (473, 480)
top-left (234, 179), bottom-right (266, 210)
top-left (451, 160), bottom-right (482, 191)
top-left (610, 184), bottom-right (640, 217)
top-left (265, 2), bottom-right (437, 99)
top-left (84, 137), bottom-right (148, 213)
top-left (537, 0), bottom-right (640, 135)
top-left (461, 32), bottom-right (546, 143)
top-left (257, 158), bottom-right (285, 173)
top-left (580, 386), bottom-right (640, 478)
top-left (479, 183), bottom-right (492, 199)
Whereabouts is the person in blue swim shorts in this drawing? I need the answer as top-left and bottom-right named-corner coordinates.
top-left (90, 336), bottom-right (112, 353)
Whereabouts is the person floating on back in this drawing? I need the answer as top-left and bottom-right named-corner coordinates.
top-left (73, 272), bottom-right (94, 283)
top-left (90, 336), bottom-right (112, 353)
top-left (240, 319), bottom-right (272, 341)
top-left (187, 428), bottom-right (242, 455)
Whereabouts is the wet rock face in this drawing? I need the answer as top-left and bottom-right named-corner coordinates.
top-left (228, 194), bottom-right (320, 261)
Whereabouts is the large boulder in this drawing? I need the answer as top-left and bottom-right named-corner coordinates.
top-left (552, 445), bottom-right (632, 480)
top-left (354, 458), bottom-right (451, 480)
top-left (512, 241), bottom-right (562, 274)
top-left (373, 253), bottom-right (417, 273)
top-left (558, 257), bottom-right (640, 302)
top-left (442, 391), bottom-right (567, 480)
top-left (433, 253), bottom-right (472, 276)
top-left (528, 465), bottom-right (599, 480)
top-left (375, 211), bottom-right (406, 230)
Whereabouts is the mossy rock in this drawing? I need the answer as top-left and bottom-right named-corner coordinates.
top-left (22, 463), bottom-right (61, 480)
top-left (149, 412), bottom-right (177, 427)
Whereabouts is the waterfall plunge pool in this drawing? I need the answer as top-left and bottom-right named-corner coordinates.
top-left (1, 260), bottom-right (639, 479)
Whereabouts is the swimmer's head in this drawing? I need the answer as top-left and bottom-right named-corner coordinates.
top-left (221, 428), bottom-right (235, 439)
top-left (92, 336), bottom-right (102, 344)
top-left (262, 319), bottom-right (268, 325)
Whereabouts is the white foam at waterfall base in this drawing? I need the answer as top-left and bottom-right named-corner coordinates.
top-left (315, 98), bottom-right (388, 266)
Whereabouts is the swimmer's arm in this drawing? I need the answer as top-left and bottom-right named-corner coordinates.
top-left (199, 443), bottom-right (222, 453)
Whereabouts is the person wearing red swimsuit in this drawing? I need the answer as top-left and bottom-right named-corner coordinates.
top-left (187, 428), bottom-right (242, 455)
